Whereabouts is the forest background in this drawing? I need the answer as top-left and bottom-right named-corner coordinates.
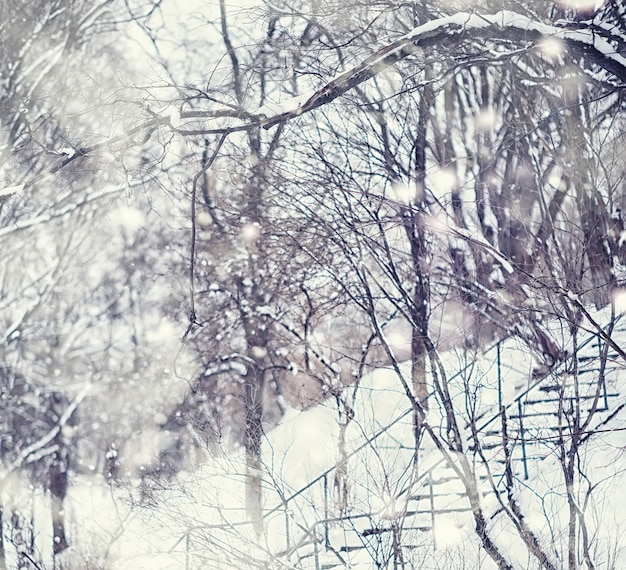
top-left (2, 0), bottom-right (626, 568)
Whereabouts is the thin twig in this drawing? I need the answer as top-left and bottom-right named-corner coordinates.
top-left (184, 132), bottom-right (228, 338)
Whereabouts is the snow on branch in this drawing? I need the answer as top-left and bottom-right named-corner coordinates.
top-left (30, 11), bottom-right (626, 186)
top-left (0, 185), bottom-right (122, 239)
top-left (259, 10), bottom-right (626, 129)
top-left (4, 386), bottom-right (89, 475)
top-left (0, 184), bottom-right (24, 204)
top-left (424, 216), bottom-right (515, 275)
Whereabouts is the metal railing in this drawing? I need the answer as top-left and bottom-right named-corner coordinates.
top-left (263, 320), bottom-right (626, 568)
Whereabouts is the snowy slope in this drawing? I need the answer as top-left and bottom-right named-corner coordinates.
top-left (19, 308), bottom-right (625, 569)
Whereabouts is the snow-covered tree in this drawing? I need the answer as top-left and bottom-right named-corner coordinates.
top-left (4, 0), bottom-right (626, 568)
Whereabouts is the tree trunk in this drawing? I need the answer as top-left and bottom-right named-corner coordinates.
top-left (244, 361), bottom-right (265, 536)
top-left (50, 449), bottom-right (69, 555)
top-left (0, 507), bottom-right (6, 570)
top-left (411, 330), bottom-right (429, 407)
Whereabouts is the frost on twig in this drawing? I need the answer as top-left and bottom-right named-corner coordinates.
top-left (0, 184), bottom-right (24, 204)
top-left (258, 10), bottom-right (626, 130)
top-left (3, 386), bottom-right (89, 476)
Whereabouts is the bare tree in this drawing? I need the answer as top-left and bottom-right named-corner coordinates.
top-left (3, 0), bottom-right (626, 567)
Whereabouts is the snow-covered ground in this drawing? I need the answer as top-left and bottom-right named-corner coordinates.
top-left (5, 309), bottom-right (626, 569)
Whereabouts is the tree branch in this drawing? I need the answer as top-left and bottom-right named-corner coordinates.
top-left (259, 11), bottom-right (626, 129)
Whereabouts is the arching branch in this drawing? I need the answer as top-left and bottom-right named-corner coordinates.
top-left (9, 11), bottom-right (626, 197)
top-left (259, 10), bottom-right (626, 129)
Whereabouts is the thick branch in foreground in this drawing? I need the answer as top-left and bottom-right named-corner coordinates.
top-left (12, 11), bottom-right (626, 203)
top-left (259, 10), bottom-right (626, 129)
